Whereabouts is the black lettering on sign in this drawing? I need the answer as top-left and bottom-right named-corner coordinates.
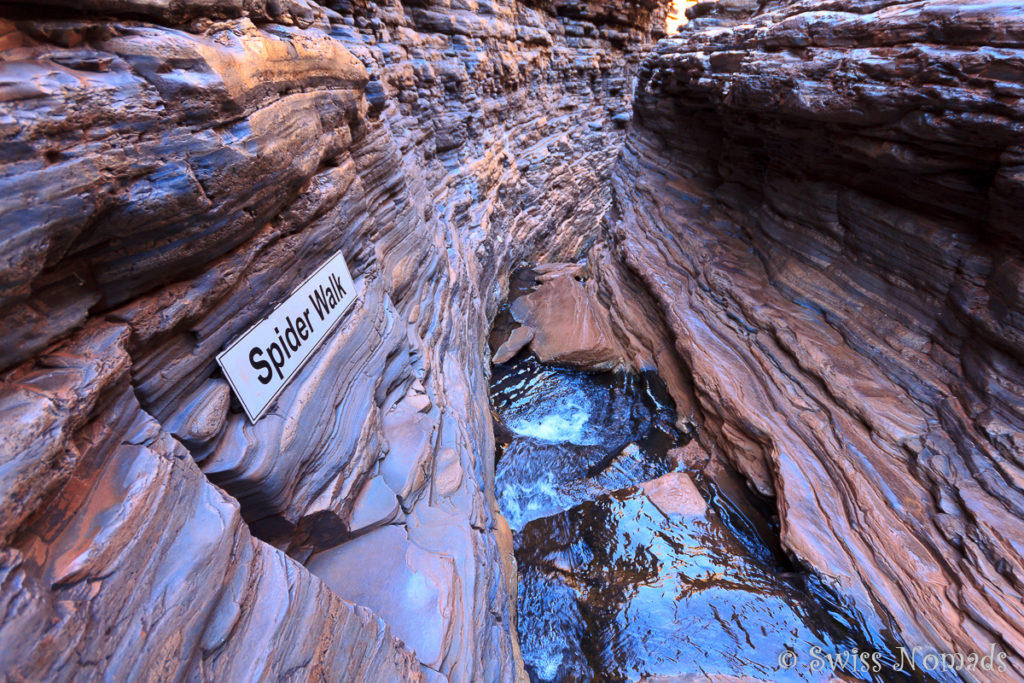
top-left (310, 287), bottom-right (328, 320)
top-left (249, 347), bottom-right (273, 384)
top-left (217, 251), bottom-right (356, 423)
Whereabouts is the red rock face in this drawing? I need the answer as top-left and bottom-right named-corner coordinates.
top-left (0, 0), bottom-right (667, 680)
top-left (642, 471), bottom-right (707, 517)
top-left (618, 0), bottom-right (1024, 673)
top-left (2, 0), bottom-right (1021, 678)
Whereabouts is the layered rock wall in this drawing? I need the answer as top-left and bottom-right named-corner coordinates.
top-left (616, 0), bottom-right (1024, 670)
top-left (7, 0), bottom-right (1021, 676)
top-left (0, 0), bottom-right (666, 679)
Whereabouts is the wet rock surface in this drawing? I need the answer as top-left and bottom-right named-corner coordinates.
top-left (492, 352), bottom-right (684, 530)
top-left (491, 353), bottom-right (926, 682)
top-left (618, 0), bottom-right (1024, 676)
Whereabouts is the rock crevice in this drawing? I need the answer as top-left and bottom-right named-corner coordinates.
top-left (0, 0), bottom-right (667, 680)
top-left (3, 0), bottom-right (1024, 679)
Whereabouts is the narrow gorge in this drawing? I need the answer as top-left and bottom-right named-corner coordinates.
top-left (1, 0), bottom-right (1022, 681)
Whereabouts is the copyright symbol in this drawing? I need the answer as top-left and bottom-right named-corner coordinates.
top-left (779, 649), bottom-right (798, 669)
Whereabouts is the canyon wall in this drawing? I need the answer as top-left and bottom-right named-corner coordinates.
top-left (0, 1), bottom-right (666, 680)
top-left (616, 0), bottom-right (1024, 671)
top-left (6, 0), bottom-right (1023, 677)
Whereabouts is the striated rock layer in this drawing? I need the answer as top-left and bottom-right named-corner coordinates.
top-left (6, 0), bottom-right (1023, 677)
top-left (616, 0), bottom-right (1024, 673)
top-left (0, 0), bottom-right (667, 680)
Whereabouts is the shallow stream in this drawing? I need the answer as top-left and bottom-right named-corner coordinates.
top-left (490, 352), bottom-right (935, 682)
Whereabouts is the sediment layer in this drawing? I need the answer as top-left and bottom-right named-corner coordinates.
top-left (0, 1), bottom-right (665, 679)
top-left (616, 0), bottom-right (1024, 670)
top-left (3, 0), bottom-right (1023, 678)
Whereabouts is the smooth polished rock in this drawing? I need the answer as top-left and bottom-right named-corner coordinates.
top-left (0, 0), bottom-right (674, 678)
top-left (306, 525), bottom-right (456, 672)
top-left (348, 474), bottom-right (402, 535)
top-left (163, 378), bottom-right (231, 450)
top-left (0, 0), bottom-right (669, 676)
top-left (510, 269), bottom-right (624, 368)
top-left (0, 384), bottom-right (422, 681)
top-left (641, 472), bottom-right (707, 518)
top-left (492, 325), bottom-right (535, 364)
top-left (21, 0), bottom-right (1021, 678)
top-left (381, 396), bottom-right (438, 507)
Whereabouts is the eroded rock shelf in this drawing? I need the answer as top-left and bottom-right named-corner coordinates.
top-left (1, 0), bottom-right (1022, 681)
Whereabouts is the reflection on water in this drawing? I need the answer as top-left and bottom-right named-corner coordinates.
top-left (498, 367), bottom-right (601, 445)
top-left (492, 355), bottom-right (680, 531)
top-left (491, 354), bottom-right (935, 683)
top-left (518, 489), bottom-right (851, 682)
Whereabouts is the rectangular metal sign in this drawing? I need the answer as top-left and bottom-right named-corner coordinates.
top-left (216, 250), bottom-right (356, 423)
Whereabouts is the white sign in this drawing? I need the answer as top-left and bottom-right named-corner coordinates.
top-left (217, 250), bottom-right (357, 422)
